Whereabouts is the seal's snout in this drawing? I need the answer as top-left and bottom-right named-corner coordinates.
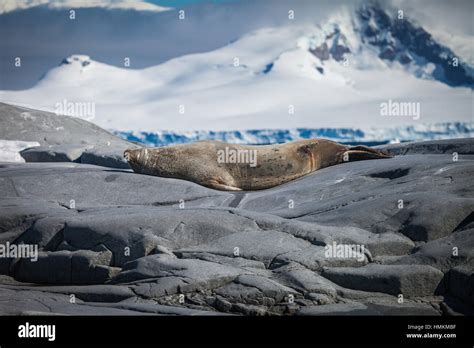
top-left (124, 148), bottom-right (140, 162)
top-left (124, 148), bottom-right (145, 174)
top-left (124, 149), bottom-right (132, 161)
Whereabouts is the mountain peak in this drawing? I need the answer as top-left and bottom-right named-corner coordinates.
top-left (301, 1), bottom-right (474, 88)
top-left (60, 55), bottom-right (93, 68)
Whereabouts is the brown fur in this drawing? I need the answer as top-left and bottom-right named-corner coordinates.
top-left (124, 139), bottom-right (392, 191)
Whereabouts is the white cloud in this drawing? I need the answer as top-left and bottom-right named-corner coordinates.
top-left (0, 0), bottom-right (170, 14)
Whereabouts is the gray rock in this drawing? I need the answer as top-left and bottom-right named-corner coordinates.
top-left (0, 162), bottom-right (231, 209)
top-left (0, 287), bottom-right (157, 315)
top-left (37, 206), bottom-right (259, 266)
top-left (306, 293), bottom-right (333, 304)
top-left (272, 245), bottom-right (369, 271)
top-left (0, 198), bottom-right (68, 238)
top-left (83, 301), bottom-right (220, 315)
top-left (0, 283), bottom-right (135, 303)
top-left (361, 297), bottom-right (442, 315)
top-left (0, 102), bottom-right (136, 168)
top-left (81, 147), bottom-right (130, 169)
top-left (239, 155), bottom-right (474, 243)
top-left (382, 228), bottom-right (474, 272)
top-left (215, 281), bottom-right (282, 308)
top-left (225, 209), bottom-right (414, 256)
top-left (177, 229), bottom-right (313, 267)
top-left (0, 198), bottom-right (71, 275)
top-left (447, 260), bottom-right (474, 305)
top-left (322, 264), bottom-right (445, 297)
top-left (114, 254), bottom-right (245, 293)
top-left (0, 103), bottom-right (128, 148)
top-left (15, 216), bottom-right (69, 250)
top-left (131, 277), bottom-right (189, 299)
top-left (20, 144), bottom-right (90, 163)
top-left (373, 193), bottom-right (474, 242)
top-left (297, 301), bottom-right (440, 315)
top-left (234, 274), bottom-right (298, 302)
top-left (298, 302), bottom-right (371, 315)
top-left (14, 250), bottom-right (119, 284)
top-left (231, 303), bottom-right (269, 315)
top-left (214, 295), bottom-right (233, 312)
top-left (375, 138), bottom-right (474, 155)
top-left (273, 263), bottom-right (338, 298)
top-left (177, 252), bottom-right (266, 270)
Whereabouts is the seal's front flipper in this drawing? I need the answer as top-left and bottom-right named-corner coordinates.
top-left (349, 145), bottom-right (392, 156)
top-left (206, 180), bottom-right (243, 191)
top-left (344, 149), bottom-right (392, 161)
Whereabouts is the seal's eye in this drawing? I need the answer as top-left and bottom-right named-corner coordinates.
top-left (124, 150), bottom-right (131, 161)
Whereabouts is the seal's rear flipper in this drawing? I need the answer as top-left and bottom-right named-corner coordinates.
top-left (206, 180), bottom-right (243, 191)
top-left (345, 146), bottom-right (392, 162)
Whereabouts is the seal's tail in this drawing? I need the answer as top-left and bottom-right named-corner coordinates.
top-left (345, 145), bottom-right (392, 161)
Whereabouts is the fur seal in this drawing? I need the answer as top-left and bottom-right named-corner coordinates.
top-left (124, 139), bottom-right (392, 191)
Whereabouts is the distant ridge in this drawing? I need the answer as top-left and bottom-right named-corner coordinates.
top-left (114, 122), bottom-right (474, 147)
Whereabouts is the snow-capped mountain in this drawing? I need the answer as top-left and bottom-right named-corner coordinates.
top-left (0, 1), bottom-right (472, 145)
top-left (303, 2), bottom-right (474, 87)
top-left (0, 0), bottom-right (170, 14)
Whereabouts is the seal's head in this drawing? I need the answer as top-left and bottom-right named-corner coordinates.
top-left (124, 148), bottom-right (147, 173)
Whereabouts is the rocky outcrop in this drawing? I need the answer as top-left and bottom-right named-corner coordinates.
top-left (0, 102), bottom-right (136, 168)
top-left (0, 103), bottom-right (472, 315)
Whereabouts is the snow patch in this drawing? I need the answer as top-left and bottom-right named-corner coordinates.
top-left (0, 140), bottom-right (40, 163)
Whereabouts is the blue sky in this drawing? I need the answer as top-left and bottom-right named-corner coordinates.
top-left (149, 0), bottom-right (237, 7)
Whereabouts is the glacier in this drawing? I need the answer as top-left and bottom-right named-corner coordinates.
top-left (114, 122), bottom-right (474, 147)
